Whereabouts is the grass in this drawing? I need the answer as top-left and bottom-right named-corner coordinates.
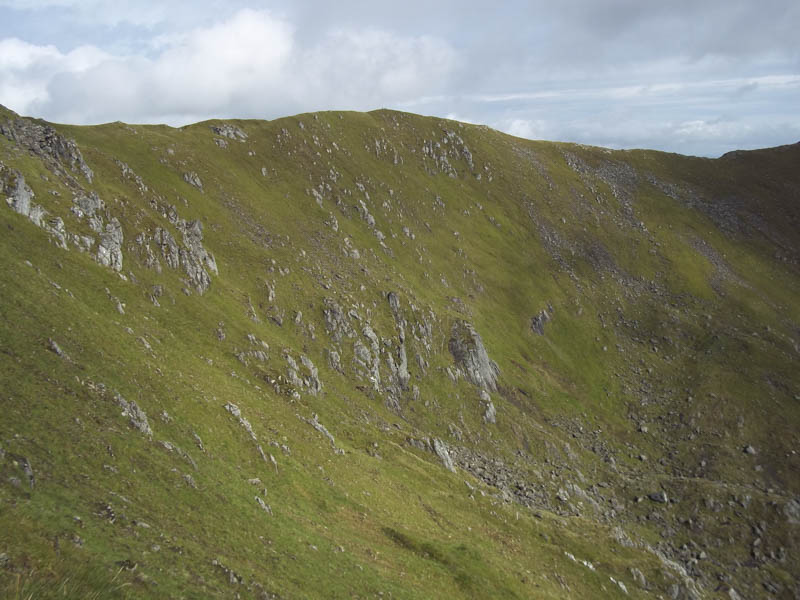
top-left (0, 105), bottom-right (798, 598)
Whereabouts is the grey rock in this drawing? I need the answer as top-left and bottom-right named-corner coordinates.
top-left (47, 338), bottom-right (68, 359)
top-left (483, 399), bottom-right (496, 424)
top-left (326, 348), bottom-right (343, 372)
top-left (72, 192), bottom-right (104, 219)
top-left (784, 498), bottom-right (800, 524)
top-left (323, 298), bottom-right (354, 342)
top-left (255, 496), bottom-right (272, 515)
top-left (433, 438), bottom-right (456, 473)
top-left (210, 124), bottom-right (247, 140)
top-left (152, 221), bottom-right (216, 293)
top-left (183, 171), bottom-right (203, 191)
top-left (114, 392), bottom-right (152, 437)
top-left (3, 169), bottom-right (34, 217)
top-left (530, 308), bottom-right (551, 335)
top-left (300, 354), bottom-right (322, 395)
top-left (1, 117), bottom-right (93, 182)
top-left (304, 413), bottom-right (343, 454)
top-left (448, 320), bottom-right (500, 391)
top-left (224, 402), bottom-right (257, 442)
top-left (649, 490), bottom-right (668, 503)
top-left (97, 218), bottom-right (123, 271)
top-left (387, 291), bottom-right (400, 316)
top-left (743, 445), bottom-right (756, 455)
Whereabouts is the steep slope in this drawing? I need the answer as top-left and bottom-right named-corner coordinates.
top-left (1, 103), bottom-right (799, 599)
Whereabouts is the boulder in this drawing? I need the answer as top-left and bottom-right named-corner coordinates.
top-left (448, 320), bottom-right (499, 391)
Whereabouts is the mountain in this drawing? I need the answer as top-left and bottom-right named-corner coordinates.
top-left (1, 103), bottom-right (799, 599)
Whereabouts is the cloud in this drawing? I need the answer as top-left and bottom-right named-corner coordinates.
top-left (0, 1), bottom-right (797, 155)
top-left (0, 8), bottom-right (458, 124)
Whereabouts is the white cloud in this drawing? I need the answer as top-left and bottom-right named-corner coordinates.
top-left (503, 119), bottom-right (550, 140)
top-left (0, 9), bottom-right (459, 124)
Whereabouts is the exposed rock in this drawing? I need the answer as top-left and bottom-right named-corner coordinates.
top-left (483, 398), bottom-right (496, 424)
top-left (224, 402), bottom-right (257, 442)
top-left (784, 498), bottom-right (800, 524)
top-left (183, 171), bottom-right (203, 191)
top-left (303, 413), bottom-right (344, 455)
top-left (47, 338), bottom-right (68, 359)
top-left (115, 160), bottom-right (147, 193)
top-left (300, 354), bottom-right (322, 395)
top-left (386, 326), bottom-right (410, 392)
top-left (210, 124), bottom-right (247, 140)
top-left (432, 438), bottom-right (456, 473)
top-left (255, 496), bottom-right (272, 515)
top-left (1, 116), bottom-right (93, 182)
top-left (387, 291), bottom-right (400, 316)
top-left (359, 325), bottom-right (382, 390)
top-left (2, 167), bottom-right (67, 248)
top-left (114, 393), bottom-right (152, 437)
top-left (649, 490), bottom-right (669, 504)
top-left (97, 217), bottom-right (123, 272)
top-left (2, 168), bottom-right (34, 218)
top-left (448, 320), bottom-right (499, 391)
top-left (152, 221), bottom-right (216, 293)
top-left (530, 308), bottom-right (551, 335)
top-left (323, 298), bottom-right (355, 342)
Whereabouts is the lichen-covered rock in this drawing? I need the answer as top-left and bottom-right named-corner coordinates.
top-left (72, 192), bottom-right (104, 219)
top-left (183, 171), bottom-right (203, 191)
top-left (97, 218), bottom-right (123, 271)
top-left (448, 320), bottom-right (499, 391)
top-left (323, 298), bottom-right (354, 342)
top-left (433, 438), bottom-right (456, 473)
top-left (151, 221), bottom-right (216, 293)
top-left (1, 117), bottom-right (93, 182)
top-left (2, 168), bottom-right (34, 217)
top-left (114, 392), bottom-right (152, 437)
top-left (530, 308), bottom-right (551, 335)
top-left (210, 124), bottom-right (247, 140)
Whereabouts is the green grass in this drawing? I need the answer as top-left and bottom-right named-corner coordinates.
top-left (1, 105), bottom-right (799, 598)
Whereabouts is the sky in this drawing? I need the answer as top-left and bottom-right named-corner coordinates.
top-left (0, 0), bottom-right (798, 157)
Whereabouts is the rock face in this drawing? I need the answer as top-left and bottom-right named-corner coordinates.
top-left (2, 168), bottom-right (34, 217)
top-left (432, 438), bottom-right (456, 473)
top-left (114, 393), bottom-right (152, 437)
top-left (183, 171), bottom-right (203, 191)
top-left (1, 117), bottom-right (93, 183)
top-left (150, 221), bottom-right (217, 293)
top-left (448, 320), bottom-right (500, 391)
top-left (530, 308), bottom-right (551, 335)
top-left (210, 124), bottom-right (247, 140)
top-left (97, 218), bottom-right (124, 271)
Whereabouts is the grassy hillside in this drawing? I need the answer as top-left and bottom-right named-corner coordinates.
top-left (1, 103), bottom-right (798, 599)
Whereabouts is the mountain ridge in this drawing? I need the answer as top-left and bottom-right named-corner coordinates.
top-left (1, 103), bottom-right (799, 599)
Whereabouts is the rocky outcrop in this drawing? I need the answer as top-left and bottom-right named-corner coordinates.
top-left (210, 124), bottom-right (247, 140)
top-left (530, 308), bottom-right (551, 335)
top-left (149, 220), bottom-right (217, 293)
top-left (448, 320), bottom-right (499, 391)
top-left (285, 353), bottom-right (322, 396)
top-left (183, 171), bottom-right (203, 191)
top-left (1, 117), bottom-right (93, 183)
top-left (114, 392), bottom-right (152, 437)
top-left (97, 218), bottom-right (123, 271)
top-left (2, 165), bottom-right (68, 249)
top-left (432, 438), bottom-right (456, 473)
